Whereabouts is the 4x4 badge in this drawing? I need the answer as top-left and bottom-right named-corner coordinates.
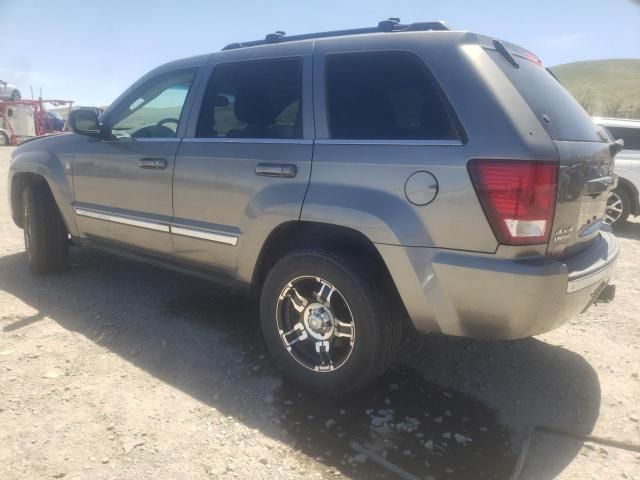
top-left (553, 226), bottom-right (573, 242)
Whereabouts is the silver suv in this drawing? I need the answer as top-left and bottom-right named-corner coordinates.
top-left (593, 117), bottom-right (640, 225)
top-left (8, 20), bottom-right (621, 394)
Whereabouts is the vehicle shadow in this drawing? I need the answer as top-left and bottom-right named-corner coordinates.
top-left (0, 249), bottom-right (601, 479)
top-left (612, 219), bottom-right (640, 240)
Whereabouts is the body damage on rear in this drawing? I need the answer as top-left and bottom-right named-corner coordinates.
top-left (483, 38), bottom-right (617, 257)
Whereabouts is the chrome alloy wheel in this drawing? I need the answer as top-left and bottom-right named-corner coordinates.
top-left (276, 276), bottom-right (355, 372)
top-left (604, 191), bottom-right (623, 225)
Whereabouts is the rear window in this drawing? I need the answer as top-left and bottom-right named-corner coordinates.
top-left (325, 52), bottom-right (460, 141)
top-left (605, 126), bottom-right (640, 151)
top-left (488, 50), bottom-right (603, 143)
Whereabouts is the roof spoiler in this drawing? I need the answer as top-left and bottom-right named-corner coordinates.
top-left (222, 18), bottom-right (449, 51)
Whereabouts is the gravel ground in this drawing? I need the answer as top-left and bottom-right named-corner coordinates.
top-left (0, 146), bottom-right (639, 479)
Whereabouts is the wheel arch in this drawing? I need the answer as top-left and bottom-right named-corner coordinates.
top-left (249, 220), bottom-right (413, 331)
top-left (11, 173), bottom-right (55, 228)
top-left (9, 147), bottom-right (77, 235)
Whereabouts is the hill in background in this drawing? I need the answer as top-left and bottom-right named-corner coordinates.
top-left (551, 59), bottom-right (640, 119)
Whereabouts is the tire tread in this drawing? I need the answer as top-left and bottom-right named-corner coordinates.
top-left (23, 182), bottom-right (68, 274)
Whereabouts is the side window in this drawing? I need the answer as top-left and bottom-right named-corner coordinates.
top-left (111, 69), bottom-right (195, 139)
top-left (196, 59), bottom-right (302, 139)
top-left (325, 52), bottom-right (459, 141)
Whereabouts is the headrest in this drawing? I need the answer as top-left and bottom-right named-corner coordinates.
top-left (234, 88), bottom-right (275, 125)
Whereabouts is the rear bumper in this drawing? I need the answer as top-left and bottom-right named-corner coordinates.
top-left (377, 231), bottom-right (619, 340)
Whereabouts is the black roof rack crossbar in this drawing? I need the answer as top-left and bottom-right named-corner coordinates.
top-left (222, 18), bottom-right (449, 51)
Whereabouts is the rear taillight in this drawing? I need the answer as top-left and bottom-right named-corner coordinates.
top-left (468, 159), bottom-right (558, 245)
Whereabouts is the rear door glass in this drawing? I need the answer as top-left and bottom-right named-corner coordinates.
top-left (325, 52), bottom-right (460, 141)
top-left (488, 50), bottom-right (604, 143)
top-left (196, 58), bottom-right (302, 139)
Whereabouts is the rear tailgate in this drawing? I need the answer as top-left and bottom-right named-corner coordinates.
top-left (487, 43), bottom-right (618, 256)
top-left (550, 140), bottom-right (616, 256)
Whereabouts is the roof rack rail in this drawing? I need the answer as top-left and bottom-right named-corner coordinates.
top-left (222, 18), bottom-right (449, 51)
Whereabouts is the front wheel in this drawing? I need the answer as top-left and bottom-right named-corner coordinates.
top-left (23, 182), bottom-right (69, 274)
top-left (260, 250), bottom-right (403, 395)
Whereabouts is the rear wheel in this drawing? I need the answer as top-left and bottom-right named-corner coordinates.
top-left (604, 188), bottom-right (631, 226)
top-left (0, 131), bottom-right (9, 146)
top-left (260, 250), bottom-right (403, 395)
top-left (22, 182), bottom-right (69, 274)
top-left (11, 90), bottom-right (21, 101)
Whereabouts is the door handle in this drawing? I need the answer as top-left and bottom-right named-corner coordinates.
top-left (255, 163), bottom-right (297, 178)
top-left (138, 158), bottom-right (168, 169)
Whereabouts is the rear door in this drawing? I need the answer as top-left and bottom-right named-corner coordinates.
top-left (171, 45), bottom-right (314, 280)
top-left (73, 68), bottom-right (196, 255)
top-left (488, 47), bottom-right (618, 256)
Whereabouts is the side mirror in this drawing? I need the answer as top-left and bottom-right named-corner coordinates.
top-left (68, 109), bottom-right (103, 136)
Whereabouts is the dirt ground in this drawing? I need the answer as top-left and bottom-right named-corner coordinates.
top-left (0, 145), bottom-right (639, 480)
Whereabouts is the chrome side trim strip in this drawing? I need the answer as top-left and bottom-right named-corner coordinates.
top-left (75, 208), bottom-right (239, 246)
top-left (181, 138), bottom-right (461, 146)
top-left (314, 139), bottom-right (463, 146)
top-left (182, 138), bottom-right (312, 145)
top-left (170, 225), bottom-right (238, 246)
top-left (75, 208), bottom-right (170, 233)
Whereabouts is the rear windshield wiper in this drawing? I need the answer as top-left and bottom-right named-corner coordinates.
top-left (493, 40), bottom-right (519, 68)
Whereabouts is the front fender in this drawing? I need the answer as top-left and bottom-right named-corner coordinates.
top-left (9, 134), bottom-right (78, 235)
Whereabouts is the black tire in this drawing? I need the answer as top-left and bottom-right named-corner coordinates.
top-left (0, 131), bottom-right (9, 147)
top-left (260, 250), bottom-right (403, 395)
top-left (11, 90), bottom-right (21, 101)
top-left (22, 182), bottom-right (69, 274)
top-left (606, 187), bottom-right (631, 226)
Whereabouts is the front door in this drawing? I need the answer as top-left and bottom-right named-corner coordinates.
top-left (72, 68), bottom-right (197, 255)
top-left (172, 48), bottom-right (314, 280)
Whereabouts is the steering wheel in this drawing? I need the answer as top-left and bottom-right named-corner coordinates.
top-left (156, 118), bottom-right (179, 129)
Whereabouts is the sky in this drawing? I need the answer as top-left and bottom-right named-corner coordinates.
top-left (1, 0), bottom-right (639, 106)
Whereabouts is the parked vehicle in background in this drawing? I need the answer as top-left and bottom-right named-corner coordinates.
top-left (0, 99), bottom-right (74, 145)
top-left (593, 117), bottom-right (640, 225)
top-left (0, 80), bottom-right (21, 101)
top-left (45, 111), bottom-right (65, 132)
top-left (0, 104), bottom-right (36, 146)
top-left (7, 19), bottom-right (621, 394)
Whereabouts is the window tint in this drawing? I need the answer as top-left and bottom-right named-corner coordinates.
top-left (111, 69), bottom-right (195, 139)
top-left (489, 50), bottom-right (603, 143)
top-left (606, 126), bottom-right (640, 151)
top-left (197, 59), bottom-right (302, 139)
top-left (325, 52), bottom-right (459, 141)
